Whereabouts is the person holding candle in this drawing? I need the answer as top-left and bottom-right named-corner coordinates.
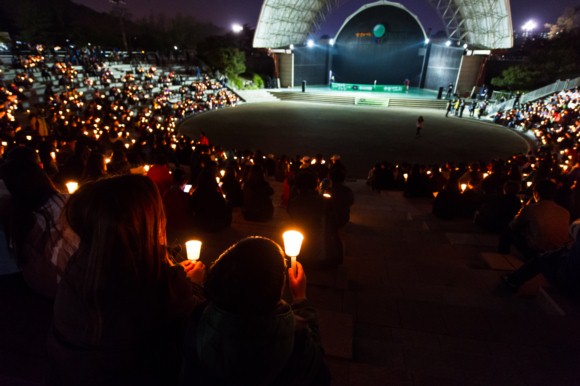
top-left (181, 236), bottom-right (330, 386)
top-left (47, 175), bottom-right (206, 386)
top-left (498, 179), bottom-right (571, 261)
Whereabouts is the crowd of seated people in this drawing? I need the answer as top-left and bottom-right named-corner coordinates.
top-left (0, 44), bottom-right (356, 281)
top-left (367, 85), bottom-right (580, 297)
top-left (1, 42), bottom-right (578, 381)
top-left (1, 46), bottom-right (339, 385)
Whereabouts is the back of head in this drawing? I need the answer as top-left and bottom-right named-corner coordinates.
top-left (4, 146), bottom-right (41, 165)
top-left (205, 237), bottom-right (285, 315)
top-left (534, 179), bottom-right (557, 201)
top-left (503, 180), bottom-right (520, 196)
top-left (66, 174), bottom-right (167, 285)
top-left (2, 160), bottom-right (57, 210)
top-left (294, 170), bottom-right (318, 192)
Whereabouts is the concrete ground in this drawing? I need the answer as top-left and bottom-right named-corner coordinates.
top-left (179, 102), bottom-right (531, 178)
top-left (2, 178), bottom-right (579, 385)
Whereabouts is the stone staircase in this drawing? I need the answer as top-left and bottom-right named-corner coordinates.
top-left (270, 91), bottom-right (355, 105)
top-left (236, 89), bottom-right (280, 104)
top-left (268, 91), bottom-right (448, 109)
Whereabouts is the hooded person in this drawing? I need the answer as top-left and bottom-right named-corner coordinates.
top-left (180, 236), bottom-right (330, 386)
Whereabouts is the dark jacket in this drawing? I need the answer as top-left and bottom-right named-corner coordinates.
top-left (288, 191), bottom-right (343, 268)
top-left (242, 180), bottom-right (274, 222)
top-left (180, 300), bottom-right (330, 386)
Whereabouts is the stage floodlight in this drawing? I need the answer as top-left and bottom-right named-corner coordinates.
top-left (232, 23), bottom-right (244, 33)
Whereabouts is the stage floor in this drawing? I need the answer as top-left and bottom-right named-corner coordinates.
top-left (179, 102), bottom-right (531, 179)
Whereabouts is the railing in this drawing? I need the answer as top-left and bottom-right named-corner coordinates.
top-left (487, 77), bottom-right (580, 115)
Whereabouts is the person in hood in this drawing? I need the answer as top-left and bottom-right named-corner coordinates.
top-left (180, 236), bottom-right (330, 386)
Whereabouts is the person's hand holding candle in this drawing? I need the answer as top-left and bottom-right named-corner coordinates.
top-left (283, 230), bottom-right (303, 276)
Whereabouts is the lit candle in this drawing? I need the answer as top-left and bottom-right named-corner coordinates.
top-left (283, 230), bottom-right (304, 273)
top-left (144, 165), bottom-right (150, 173)
top-left (66, 181), bottom-right (79, 194)
top-left (323, 193), bottom-right (332, 198)
top-left (461, 183), bottom-right (467, 192)
top-left (220, 169), bottom-right (225, 178)
top-left (432, 191), bottom-right (439, 198)
top-left (403, 173), bottom-right (408, 181)
top-left (527, 181), bottom-right (533, 188)
top-left (185, 240), bottom-right (202, 261)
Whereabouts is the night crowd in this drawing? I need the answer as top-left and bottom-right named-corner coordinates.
top-left (368, 85), bottom-right (580, 297)
top-left (0, 44), bottom-right (578, 384)
top-left (0, 46), bottom-right (355, 385)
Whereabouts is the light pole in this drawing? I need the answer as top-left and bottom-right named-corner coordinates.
top-left (522, 20), bottom-right (537, 38)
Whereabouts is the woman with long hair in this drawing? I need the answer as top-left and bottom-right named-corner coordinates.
top-left (47, 174), bottom-right (205, 386)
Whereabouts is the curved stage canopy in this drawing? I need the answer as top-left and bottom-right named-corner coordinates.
top-left (253, 0), bottom-right (513, 49)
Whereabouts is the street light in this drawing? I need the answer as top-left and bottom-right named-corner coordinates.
top-left (522, 20), bottom-right (537, 37)
top-left (232, 23), bottom-right (244, 33)
top-left (307, 39), bottom-right (315, 48)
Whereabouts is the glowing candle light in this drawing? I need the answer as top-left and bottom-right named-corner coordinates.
top-left (403, 173), bottom-right (408, 181)
top-left (1, 141), bottom-right (7, 146)
top-left (461, 183), bottom-right (467, 192)
top-left (220, 169), bottom-right (225, 178)
top-left (66, 181), bottom-right (79, 194)
top-left (527, 181), bottom-right (533, 188)
top-left (323, 193), bottom-right (332, 198)
top-left (185, 240), bottom-right (202, 261)
top-left (432, 191), bottom-right (439, 198)
top-left (283, 230), bottom-right (304, 274)
top-left (144, 165), bottom-right (150, 173)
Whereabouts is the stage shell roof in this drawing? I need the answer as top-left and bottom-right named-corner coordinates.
top-left (253, 0), bottom-right (513, 49)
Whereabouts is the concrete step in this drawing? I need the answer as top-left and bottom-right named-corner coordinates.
top-left (236, 89), bottom-right (280, 103)
top-left (479, 252), bottom-right (523, 271)
top-left (537, 286), bottom-right (580, 316)
top-left (270, 91), bottom-right (355, 105)
top-left (318, 309), bottom-right (353, 359)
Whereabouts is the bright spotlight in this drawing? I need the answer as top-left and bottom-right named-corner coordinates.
top-left (232, 23), bottom-right (244, 33)
top-left (329, 39), bottom-right (335, 46)
top-left (521, 20), bottom-right (537, 32)
top-left (307, 39), bottom-right (315, 48)
top-left (445, 40), bottom-right (452, 47)
top-left (424, 38), bottom-right (430, 44)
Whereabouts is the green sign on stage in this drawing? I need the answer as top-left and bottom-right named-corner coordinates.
top-left (330, 83), bottom-right (404, 93)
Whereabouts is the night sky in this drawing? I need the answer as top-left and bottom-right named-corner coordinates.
top-left (72, 0), bottom-right (577, 38)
